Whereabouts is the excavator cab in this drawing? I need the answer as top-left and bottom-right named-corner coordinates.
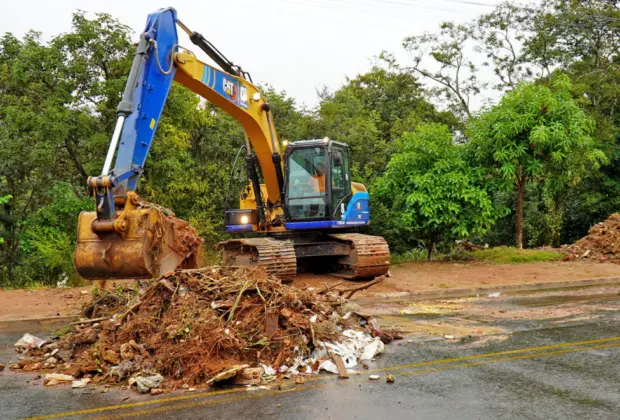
top-left (284, 139), bottom-right (353, 223)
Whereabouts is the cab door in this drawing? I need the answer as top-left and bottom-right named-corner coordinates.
top-left (329, 145), bottom-right (352, 221)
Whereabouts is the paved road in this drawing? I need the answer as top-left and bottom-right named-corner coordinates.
top-left (2, 288), bottom-right (620, 419)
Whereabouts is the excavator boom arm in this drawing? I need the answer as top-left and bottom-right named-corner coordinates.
top-left (95, 7), bottom-right (283, 220)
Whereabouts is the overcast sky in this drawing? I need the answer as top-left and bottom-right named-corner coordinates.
top-left (1, 0), bottom-right (507, 107)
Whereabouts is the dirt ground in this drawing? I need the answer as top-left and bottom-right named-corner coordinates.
top-left (294, 260), bottom-right (620, 299)
top-left (1, 260), bottom-right (619, 322)
top-left (0, 287), bottom-right (92, 322)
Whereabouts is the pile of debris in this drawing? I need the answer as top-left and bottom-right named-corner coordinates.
top-left (562, 213), bottom-right (620, 263)
top-left (10, 267), bottom-right (397, 393)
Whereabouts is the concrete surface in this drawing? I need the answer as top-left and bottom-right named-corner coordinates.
top-left (2, 288), bottom-right (620, 419)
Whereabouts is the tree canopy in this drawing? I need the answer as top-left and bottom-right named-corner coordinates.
top-left (374, 123), bottom-right (499, 259)
top-left (1, 2), bottom-right (619, 286)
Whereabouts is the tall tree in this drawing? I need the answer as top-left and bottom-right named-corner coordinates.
top-left (374, 123), bottom-right (499, 260)
top-left (402, 23), bottom-right (480, 119)
top-left (0, 13), bottom-right (134, 286)
top-left (467, 74), bottom-right (606, 248)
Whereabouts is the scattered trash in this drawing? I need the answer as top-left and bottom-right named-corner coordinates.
top-left (317, 360), bottom-right (339, 375)
top-left (368, 375), bottom-right (380, 380)
top-left (44, 373), bottom-right (75, 386)
top-left (488, 292), bottom-right (501, 298)
top-left (444, 334), bottom-right (455, 339)
top-left (233, 367), bottom-right (264, 385)
top-left (132, 374), bottom-right (163, 394)
top-left (56, 274), bottom-right (69, 288)
top-left (361, 338), bottom-right (385, 360)
top-left (0, 363), bottom-right (4, 372)
top-left (386, 374), bottom-right (395, 383)
top-left (378, 329), bottom-right (404, 344)
top-left (295, 376), bottom-right (305, 384)
top-left (103, 350), bottom-right (120, 365)
top-left (331, 354), bottom-right (349, 379)
top-left (14, 333), bottom-right (47, 350)
top-left (261, 364), bottom-right (276, 377)
top-left (151, 388), bottom-right (164, 395)
top-left (207, 365), bottom-right (249, 386)
top-left (72, 378), bottom-right (91, 388)
top-left (246, 385), bottom-right (271, 391)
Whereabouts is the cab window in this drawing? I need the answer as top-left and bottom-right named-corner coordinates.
top-left (286, 147), bottom-right (327, 219)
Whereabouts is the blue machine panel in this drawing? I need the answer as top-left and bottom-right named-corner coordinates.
top-left (285, 192), bottom-right (371, 231)
top-left (225, 224), bottom-right (254, 233)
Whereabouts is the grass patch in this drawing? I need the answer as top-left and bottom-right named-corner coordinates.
top-left (391, 249), bottom-right (474, 264)
top-left (472, 247), bottom-right (563, 264)
top-left (391, 249), bottom-right (428, 264)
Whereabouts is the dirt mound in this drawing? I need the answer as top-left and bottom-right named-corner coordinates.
top-left (562, 213), bottom-right (620, 262)
top-left (12, 267), bottom-right (391, 391)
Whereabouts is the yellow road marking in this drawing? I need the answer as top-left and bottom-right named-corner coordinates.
top-left (25, 336), bottom-right (620, 420)
top-left (396, 342), bottom-right (620, 377)
top-left (91, 342), bottom-right (620, 420)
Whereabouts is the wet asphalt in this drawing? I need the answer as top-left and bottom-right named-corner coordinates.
top-left (1, 288), bottom-right (620, 420)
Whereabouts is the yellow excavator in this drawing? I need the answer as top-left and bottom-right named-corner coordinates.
top-left (75, 8), bottom-right (390, 283)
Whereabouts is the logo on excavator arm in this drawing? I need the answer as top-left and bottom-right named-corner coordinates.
top-left (223, 78), bottom-right (237, 102)
top-left (239, 85), bottom-right (248, 110)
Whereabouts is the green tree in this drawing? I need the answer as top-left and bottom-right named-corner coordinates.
top-left (468, 74), bottom-right (606, 249)
top-left (0, 12), bottom-right (133, 286)
top-left (374, 123), bottom-right (498, 260)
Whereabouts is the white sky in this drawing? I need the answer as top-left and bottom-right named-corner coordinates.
top-left (1, 0), bottom-right (507, 108)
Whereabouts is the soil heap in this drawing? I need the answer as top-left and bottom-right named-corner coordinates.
top-left (12, 267), bottom-right (390, 390)
top-left (562, 213), bottom-right (620, 263)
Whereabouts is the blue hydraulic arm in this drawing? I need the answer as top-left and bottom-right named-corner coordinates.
top-left (89, 8), bottom-right (178, 222)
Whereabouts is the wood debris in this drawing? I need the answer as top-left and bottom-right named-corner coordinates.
top-left (562, 213), bottom-right (620, 263)
top-left (14, 266), bottom-right (385, 390)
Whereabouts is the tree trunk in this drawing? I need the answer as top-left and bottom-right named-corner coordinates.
top-left (427, 240), bottom-right (435, 261)
top-left (516, 176), bottom-right (526, 249)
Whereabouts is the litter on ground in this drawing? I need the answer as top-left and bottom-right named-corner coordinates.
top-left (11, 266), bottom-right (398, 392)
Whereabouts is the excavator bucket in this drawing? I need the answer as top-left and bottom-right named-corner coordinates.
top-left (75, 207), bottom-right (203, 281)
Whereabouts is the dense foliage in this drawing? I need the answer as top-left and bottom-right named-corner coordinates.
top-left (374, 123), bottom-right (499, 259)
top-left (468, 75), bottom-right (606, 249)
top-left (0, 0), bottom-right (619, 285)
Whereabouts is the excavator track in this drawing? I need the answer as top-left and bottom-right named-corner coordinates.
top-left (328, 233), bottom-right (391, 279)
top-left (218, 238), bottom-right (297, 283)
